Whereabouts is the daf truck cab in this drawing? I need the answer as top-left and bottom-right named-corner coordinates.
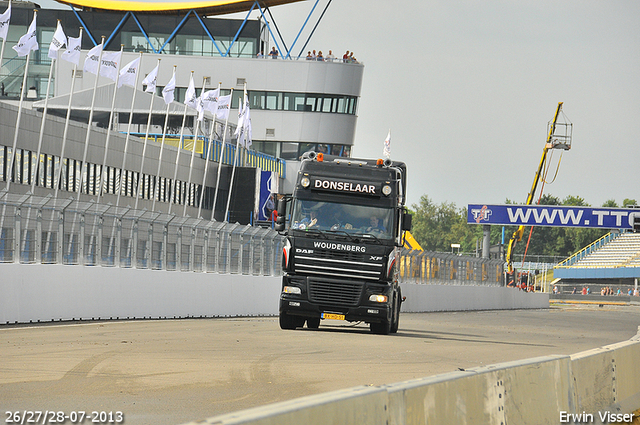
top-left (275, 153), bottom-right (411, 334)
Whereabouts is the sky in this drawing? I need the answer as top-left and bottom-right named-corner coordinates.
top-left (37, 0), bottom-right (640, 209)
top-left (255, 0), bottom-right (640, 210)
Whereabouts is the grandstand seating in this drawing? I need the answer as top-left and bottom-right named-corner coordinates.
top-left (571, 232), bottom-right (640, 268)
top-left (554, 231), bottom-right (640, 281)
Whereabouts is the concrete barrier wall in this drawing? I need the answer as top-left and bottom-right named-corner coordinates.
top-left (400, 282), bottom-right (549, 312)
top-left (188, 335), bottom-right (640, 425)
top-left (0, 264), bottom-right (281, 324)
top-left (0, 264), bottom-right (547, 324)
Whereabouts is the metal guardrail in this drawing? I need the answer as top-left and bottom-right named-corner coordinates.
top-left (399, 249), bottom-right (504, 286)
top-left (0, 190), bottom-right (284, 276)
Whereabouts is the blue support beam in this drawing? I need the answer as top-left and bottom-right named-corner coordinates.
top-left (105, 12), bottom-right (130, 49)
top-left (225, 1), bottom-right (257, 57)
top-left (69, 5), bottom-right (97, 46)
top-left (193, 12), bottom-right (225, 57)
top-left (130, 12), bottom-right (158, 53)
top-left (286, 0), bottom-right (319, 59)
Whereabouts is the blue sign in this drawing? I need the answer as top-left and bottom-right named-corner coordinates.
top-left (467, 204), bottom-right (640, 230)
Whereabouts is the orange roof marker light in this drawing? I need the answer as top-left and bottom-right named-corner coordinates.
top-left (55, 0), bottom-right (305, 15)
top-left (316, 152), bottom-right (324, 162)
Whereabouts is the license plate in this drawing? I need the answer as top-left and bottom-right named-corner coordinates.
top-left (321, 313), bottom-right (345, 321)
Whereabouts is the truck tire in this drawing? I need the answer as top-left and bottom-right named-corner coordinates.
top-left (279, 312), bottom-right (304, 330)
top-left (390, 295), bottom-right (400, 334)
top-left (306, 317), bottom-right (321, 329)
top-left (370, 319), bottom-right (391, 335)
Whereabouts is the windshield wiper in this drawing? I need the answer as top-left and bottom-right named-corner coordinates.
top-left (352, 232), bottom-right (383, 244)
top-left (325, 229), bottom-right (358, 242)
top-left (292, 227), bottom-right (327, 239)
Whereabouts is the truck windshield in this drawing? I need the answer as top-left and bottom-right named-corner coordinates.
top-left (290, 200), bottom-right (394, 240)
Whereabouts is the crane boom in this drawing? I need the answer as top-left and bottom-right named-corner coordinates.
top-left (505, 102), bottom-right (568, 280)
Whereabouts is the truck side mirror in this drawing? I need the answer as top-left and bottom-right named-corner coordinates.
top-left (402, 212), bottom-right (412, 231)
top-left (274, 198), bottom-right (287, 232)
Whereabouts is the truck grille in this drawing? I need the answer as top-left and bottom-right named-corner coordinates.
top-left (308, 279), bottom-right (364, 306)
top-left (294, 254), bottom-right (382, 280)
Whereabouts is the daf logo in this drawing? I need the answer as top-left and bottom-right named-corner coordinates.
top-left (370, 256), bottom-right (383, 261)
top-left (296, 248), bottom-right (314, 254)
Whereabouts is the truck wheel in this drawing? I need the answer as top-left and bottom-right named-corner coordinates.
top-left (390, 296), bottom-right (400, 334)
top-left (370, 319), bottom-right (391, 335)
top-left (279, 312), bottom-right (304, 330)
top-left (306, 317), bottom-right (321, 329)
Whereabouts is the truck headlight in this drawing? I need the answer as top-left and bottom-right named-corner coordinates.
top-left (301, 177), bottom-right (311, 188)
top-left (369, 294), bottom-right (388, 303)
top-left (283, 286), bottom-right (302, 295)
top-left (382, 185), bottom-right (392, 196)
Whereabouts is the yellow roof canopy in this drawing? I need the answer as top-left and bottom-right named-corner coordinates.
top-left (55, 0), bottom-right (305, 15)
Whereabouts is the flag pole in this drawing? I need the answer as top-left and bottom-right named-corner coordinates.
top-left (183, 76), bottom-right (207, 217)
top-left (6, 9), bottom-right (37, 191)
top-left (212, 88), bottom-right (232, 221)
top-left (168, 98), bottom-right (189, 215)
top-left (115, 50), bottom-right (143, 207)
top-left (96, 44), bottom-right (124, 206)
top-left (134, 58), bottom-right (161, 210)
top-left (224, 123), bottom-right (242, 223)
top-left (54, 27), bottom-right (83, 198)
top-left (152, 65), bottom-right (176, 212)
top-left (77, 36), bottom-right (106, 202)
top-left (31, 21), bottom-right (61, 193)
top-left (197, 82), bottom-right (221, 218)
top-left (225, 83), bottom-right (246, 222)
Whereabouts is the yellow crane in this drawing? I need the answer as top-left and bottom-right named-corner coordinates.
top-left (505, 102), bottom-right (571, 285)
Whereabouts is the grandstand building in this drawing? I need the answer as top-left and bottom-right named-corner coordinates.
top-left (0, 0), bottom-right (363, 222)
top-left (554, 231), bottom-right (640, 293)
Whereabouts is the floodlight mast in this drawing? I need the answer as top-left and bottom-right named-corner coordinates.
top-left (505, 102), bottom-right (571, 283)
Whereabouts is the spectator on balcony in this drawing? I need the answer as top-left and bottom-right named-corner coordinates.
top-left (343, 50), bottom-right (350, 62)
top-left (306, 51), bottom-right (313, 60)
top-left (269, 47), bottom-right (278, 59)
top-left (326, 50), bottom-right (335, 62)
top-left (317, 51), bottom-right (324, 61)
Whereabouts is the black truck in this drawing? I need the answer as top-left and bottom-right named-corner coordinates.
top-left (275, 152), bottom-right (412, 334)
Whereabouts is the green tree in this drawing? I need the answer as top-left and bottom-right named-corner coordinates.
top-left (410, 195), bottom-right (472, 252)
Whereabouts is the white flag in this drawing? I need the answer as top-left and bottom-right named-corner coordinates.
top-left (142, 64), bottom-right (159, 93)
top-left (13, 13), bottom-right (38, 57)
top-left (383, 130), bottom-right (391, 158)
top-left (184, 74), bottom-right (197, 109)
top-left (197, 88), bottom-right (219, 121)
top-left (61, 33), bottom-right (82, 66)
top-left (202, 88), bottom-right (220, 114)
top-left (83, 42), bottom-right (102, 75)
top-left (118, 56), bottom-right (139, 88)
top-left (100, 50), bottom-right (121, 82)
top-left (196, 94), bottom-right (205, 121)
top-left (241, 95), bottom-right (252, 148)
top-left (0, 3), bottom-right (10, 40)
top-left (47, 21), bottom-right (66, 60)
top-left (234, 101), bottom-right (244, 137)
top-left (162, 73), bottom-right (176, 104)
top-left (216, 94), bottom-right (232, 120)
